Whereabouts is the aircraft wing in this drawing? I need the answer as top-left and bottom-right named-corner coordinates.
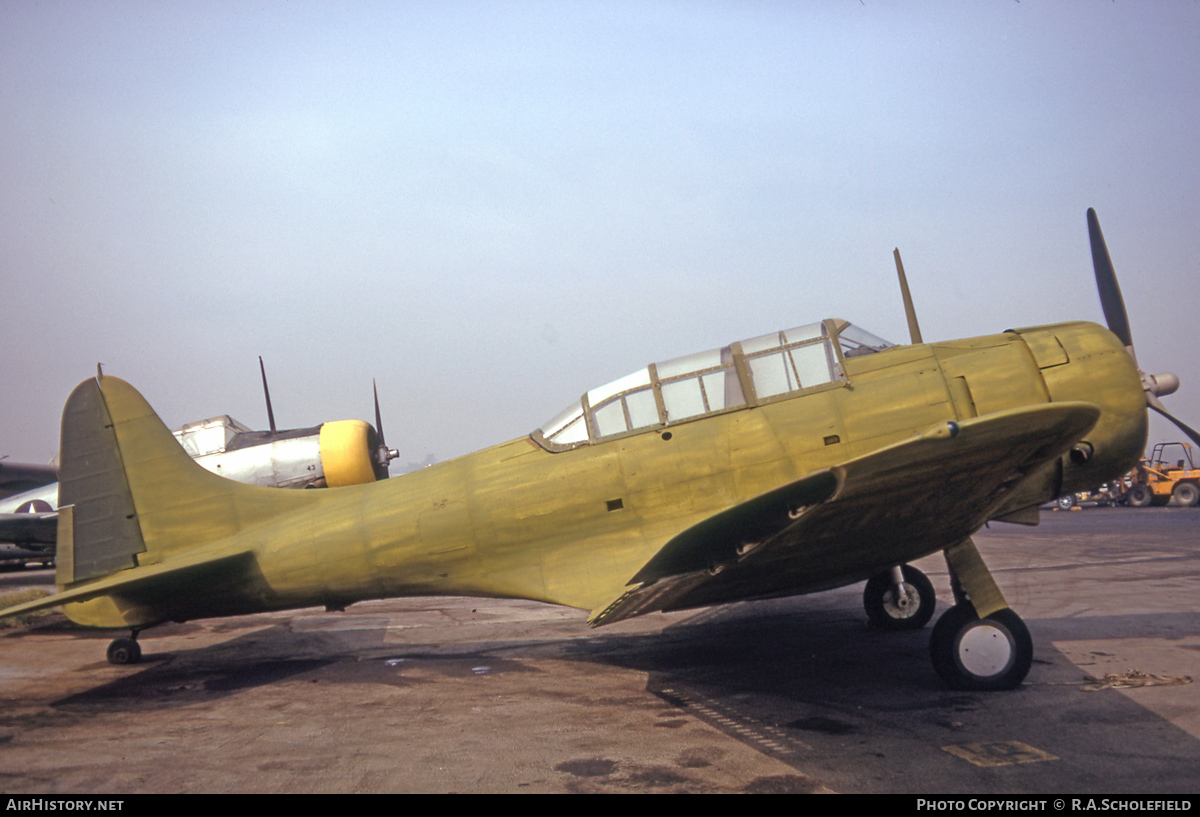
top-left (0, 461), bottom-right (57, 500)
top-left (589, 401), bottom-right (1100, 626)
top-left (0, 512), bottom-right (57, 546)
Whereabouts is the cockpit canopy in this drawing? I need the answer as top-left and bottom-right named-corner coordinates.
top-left (534, 319), bottom-right (893, 450)
top-left (173, 415), bottom-right (253, 458)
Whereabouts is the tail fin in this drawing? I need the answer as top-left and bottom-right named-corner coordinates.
top-left (57, 376), bottom-right (312, 585)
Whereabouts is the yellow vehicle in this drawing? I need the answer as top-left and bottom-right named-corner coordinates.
top-left (1125, 443), bottom-right (1200, 507)
top-left (1, 209), bottom-right (1194, 693)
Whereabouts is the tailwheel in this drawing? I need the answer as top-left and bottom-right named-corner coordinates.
top-left (863, 565), bottom-right (936, 631)
top-left (929, 604), bottom-right (1031, 691)
top-left (107, 636), bottom-right (142, 666)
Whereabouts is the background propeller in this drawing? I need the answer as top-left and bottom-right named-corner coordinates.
top-left (1087, 208), bottom-right (1199, 447)
top-left (372, 379), bottom-right (399, 479)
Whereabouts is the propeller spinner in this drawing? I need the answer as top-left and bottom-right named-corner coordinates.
top-left (1087, 208), bottom-right (1199, 446)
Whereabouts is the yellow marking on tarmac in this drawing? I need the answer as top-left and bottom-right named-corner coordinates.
top-left (941, 741), bottom-right (1058, 767)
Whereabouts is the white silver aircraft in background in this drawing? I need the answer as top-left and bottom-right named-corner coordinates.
top-left (0, 361), bottom-right (397, 566)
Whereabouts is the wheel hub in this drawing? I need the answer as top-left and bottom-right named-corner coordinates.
top-left (883, 583), bottom-right (919, 618)
top-left (957, 621), bottom-right (1015, 677)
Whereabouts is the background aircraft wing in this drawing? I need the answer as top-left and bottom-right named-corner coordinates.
top-left (0, 461), bottom-right (57, 500)
top-left (589, 401), bottom-right (1100, 626)
top-left (0, 512), bottom-right (57, 545)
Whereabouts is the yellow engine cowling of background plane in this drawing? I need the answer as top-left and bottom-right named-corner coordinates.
top-left (319, 420), bottom-right (379, 487)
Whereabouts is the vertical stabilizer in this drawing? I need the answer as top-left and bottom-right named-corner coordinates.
top-left (58, 379), bottom-right (146, 581)
top-left (55, 375), bottom-right (314, 586)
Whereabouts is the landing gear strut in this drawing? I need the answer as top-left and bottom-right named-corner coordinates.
top-left (107, 632), bottom-right (142, 665)
top-left (931, 537), bottom-right (1032, 690)
top-left (863, 565), bottom-right (936, 630)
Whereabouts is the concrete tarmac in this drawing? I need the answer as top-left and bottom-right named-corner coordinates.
top-left (0, 508), bottom-right (1197, 793)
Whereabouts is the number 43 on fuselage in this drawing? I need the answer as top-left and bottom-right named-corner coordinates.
top-left (2, 210), bottom-right (1184, 692)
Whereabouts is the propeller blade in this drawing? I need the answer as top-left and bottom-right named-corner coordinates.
top-left (1147, 394), bottom-right (1200, 449)
top-left (371, 379), bottom-right (398, 479)
top-left (259, 356), bottom-right (277, 434)
top-left (1087, 208), bottom-right (1135, 357)
top-left (373, 379), bottom-right (385, 447)
top-left (1084, 210), bottom-right (1197, 451)
top-left (893, 248), bottom-right (923, 345)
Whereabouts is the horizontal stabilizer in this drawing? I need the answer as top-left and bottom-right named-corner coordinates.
top-left (0, 550), bottom-right (255, 621)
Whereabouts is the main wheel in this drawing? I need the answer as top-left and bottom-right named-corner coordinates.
top-left (863, 565), bottom-right (936, 631)
top-left (930, 605), bottom-right (1032, 691)
top-left (107, 637), bottom-right (142, 665)
top-left (1056, 495), bottom-right (1076, 510)
top-left (1172, 482), bottom-right (1199, 507)
top-left (1125, 484), bottom-right (1153, 507)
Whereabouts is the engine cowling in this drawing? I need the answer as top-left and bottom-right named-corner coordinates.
top-left (318, 420), bottom-right (383, 487)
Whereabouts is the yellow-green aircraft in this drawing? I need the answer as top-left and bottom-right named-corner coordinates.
top-left (2, 210), bottom-right (1193, 691)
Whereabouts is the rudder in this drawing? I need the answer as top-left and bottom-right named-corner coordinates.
top-left (57, 378), bottom-right (146, 582)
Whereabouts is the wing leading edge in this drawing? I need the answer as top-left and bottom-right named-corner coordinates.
top-left (589, 401), bottom-right (1100, 626)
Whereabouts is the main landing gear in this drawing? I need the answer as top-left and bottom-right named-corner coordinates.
top-left (863, 565), bottom-right (936, 630)
top-left (930, 537), bottom-right (1032, 691)
top-left (867, 539), bottom-right (1034, 691)
top-left (929, 603), bottom-right (1032, 691)
top-left (107, 632), bottom-right (142, 665)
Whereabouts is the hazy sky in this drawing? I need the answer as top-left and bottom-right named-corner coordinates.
top-left (2, 1), bottom-right (1198, 468)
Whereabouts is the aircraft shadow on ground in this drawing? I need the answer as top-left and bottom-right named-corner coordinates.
top-left (565, 597), bottom-right (1200, 793)
top-left (36, 592), bottom-right (1200, 793)
top-left (42, 594), bottom-right (1200, 713)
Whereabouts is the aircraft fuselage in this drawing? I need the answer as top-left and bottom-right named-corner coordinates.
top-left (58, 319), bottom-right (1145, 631)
